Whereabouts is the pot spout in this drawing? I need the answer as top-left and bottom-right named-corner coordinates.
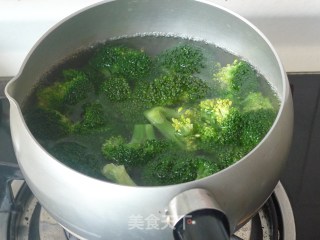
top-left (5, 76), bottom-right (24, 105)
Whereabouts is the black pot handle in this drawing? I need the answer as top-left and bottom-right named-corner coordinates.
top-left (173, 209), bottom-right (229, 240)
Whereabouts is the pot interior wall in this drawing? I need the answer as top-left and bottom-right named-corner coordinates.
top-left (8, 0), bottom-right (284, 105)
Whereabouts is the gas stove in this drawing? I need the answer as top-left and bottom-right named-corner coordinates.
top-left (0, 78), bottom-right (295, 240)
top-left (0, 176), bottom-right (293, 239)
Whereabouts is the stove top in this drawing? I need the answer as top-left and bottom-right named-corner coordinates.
top-left (0, 77), bottom-right (297, 240)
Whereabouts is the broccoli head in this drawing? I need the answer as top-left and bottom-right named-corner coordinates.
top-left (101, 124), bottom-right (169, 167)
top-left (37, 69), bottom-right (92, 111)
top-left (240, 92), bottom-right (277, 149)
top-left (217, 108), bottom-right (243, 144)
top-left (101, 77), bottom-right (131, 102)
top-left (171, 108), bottom-right (195, 137)
top-left (213, 59), bottom-right (259, 99)
top-left (25, 107), bottom-right (73, 141)
top-left (199, 98), bottom-right (233, 124)
top-left (102, 135), bottom-right (142, 166)
top-left (73, 102), bottom-right (107, 134)
top-left (158, 44), bottom-right (205, 75)
top-left (144, 99), bottom-right (243, 151)
top-left (241, 92), bottom-right (274, 112)
top-left (49, 141), bottom-right (105, 179)
top-left (214, 145), bottom-right (249, 170)
top-left (168, 98), bottom-right (243, 148)
top-left (83, 66), bottom-right (107, 94)
top-left (143, 74), bottom-right (209, 106)
top-left (89, 46), bottom-right (152, 82)
top-left (241, 109), bottom-right (276, 150)
top-left (196, 157), bottom-right (220, 180)
top-left (142, 150), bottom-right (219, 186)
top-left (100, 89), bottom-right (151, 134)
top-left (198, 98), bottom-right (244, 145)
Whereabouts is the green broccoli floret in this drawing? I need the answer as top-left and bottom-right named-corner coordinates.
top-left (101, 124), bottom-right (169, 166)
top-left (241, 109), bottom-right (276, 150)
top-left (196, 96), bottom-right (276, 151)
top-left (240, 92), bottom-right (277, 150)
top-left (89, 46), bottom-right (152, 82)
top-left (99, 87), bottom-right (152, 134)
top-left (102, 135), bottom-right (142, 166)
top-left (158, 44), bottom-right (205, 75)
top-left (49, 141), bottom-right (105, 179)
top-left (214, 146), bottom-right (249, 170)
top-left (213, 59), bottom-right (259, 99)
top-left (82, 66), bottom-right (106, 94)
top-left (101, 77), bottom-right (131, 102)
top-left (217, 108), bottom-right (243, 144)
top-left (197, 98), bottom-right (243, 145)
top-left (241, 92), bottom-right (274, 112)
top-left (127, 45), bottom-right (208, 108)
top-left (144, 99), bottom-right (244, 151)
top-left (73, 103), bottom-right (107, 133)
top-left (151, 98), bottom-right (242, 150)
top-left (142, 150), bottom-right (219, 186)
top-left (171, 108), bottom-right (195, 137)
top-left (196, 157), bottom-right (221, 180)
top-left (113, 98), bottom-right (150, 126)
top-left (199, 98), bottom-right (233, 124)
top-left (25, 107), bottom-right (73, 141)
top-left (141, 97), bottom-right (274, 186)
top-left (144, 74), bottom-right (209, 106)
top-left (101, 163), bottom-right (136, 186)
top-left (37, 69), bottom-right (92, 111)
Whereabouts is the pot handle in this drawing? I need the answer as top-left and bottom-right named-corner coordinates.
top-left (168, 188), bottom-right (230, 240)
top-left (173, 209), bottom-right (229, 240)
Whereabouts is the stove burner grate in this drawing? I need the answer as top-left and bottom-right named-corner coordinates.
top-left (5, 180), bottom-right (285, 240)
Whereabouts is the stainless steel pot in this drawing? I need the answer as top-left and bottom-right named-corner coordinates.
top-left (5, 0), bottom-right (293, 239)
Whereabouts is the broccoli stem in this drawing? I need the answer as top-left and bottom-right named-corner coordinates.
top-left (144, 107), bottom-right (185, 149)
top-left (129, 124), bottom-right (156, 145)
top-left (101, 163), bottom-right (136, 186)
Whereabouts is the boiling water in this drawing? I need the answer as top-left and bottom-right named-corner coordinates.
top-left (22, 35), bottom-right (280, 184)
